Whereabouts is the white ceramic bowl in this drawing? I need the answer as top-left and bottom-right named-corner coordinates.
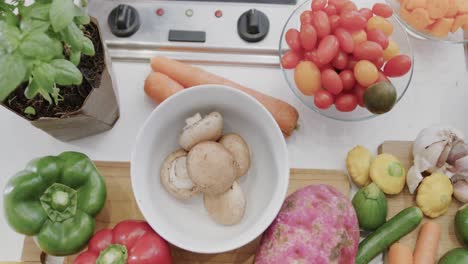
top-left (131, 85), bottom-right (289, 253)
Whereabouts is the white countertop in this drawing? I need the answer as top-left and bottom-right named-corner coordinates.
top-left (1, 37), bottom-right (467, 261)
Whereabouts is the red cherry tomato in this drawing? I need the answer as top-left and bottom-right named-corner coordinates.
top-left (353, 83), bottom-right (366, 107)
top-left (376, 70), bottom-right (389, 82)
top-left (300, 10), bottom-right (313, 25)
top-left (339, 70), bottom-right (356, 90)
top-left (329, 15), bottom-right (341, 32)
top-left (322, 69), bottom-right (344, 95)
top-left (358, 8), bottom-right (374, 21)
top-left (332, 50), bottom-right (349, 70)
top-left (311, 0), bottom-right (326, 11)
top-left (314, 90), bottom-right (334, 109)
top-left (341, 1), bottom-right (358, 14)
top-left (312, 11), bottom-right (331, 38)
top-left (324, 5), bottom-right (337, 16)
top-left (340, 10), bottom-right (367, 30)
top-left (304, 50), bottom-right (322, 67)
top-left (317, 35), bottom-right (339, 64)
top-left (321, 64), bottom-right (333, 71)
top-left (373, 57), bottom-right (385, 69)
top-left (300, 24), bottom-right (317, 51)
top-left (329, 0), bottom-right (349, 13)
top-left (353, 41), bottom-right (384, 61)
top-left (281, 50), bottom-right (302, 69)
top-left (383, 55), bottom-right (412, 77)
top-left (372, 3), bottom-right (393, 18)
top-left (347, 55), bottom-right (358, 70)
top-left (334, 27), bottom-right (354, 53)
top-left (366, 28), bottom-right (389, 49)
top-left (285, 28), bottom-right (302, 51)
top-left (335, 93), bottom-right (358, 112)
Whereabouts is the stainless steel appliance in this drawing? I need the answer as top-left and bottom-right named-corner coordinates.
top-left (88, 0), bottom-right (298, 65)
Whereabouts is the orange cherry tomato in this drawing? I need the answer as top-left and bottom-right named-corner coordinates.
top-left (367, 16), bottom-right (394, 36)
top-left (351, 29), bottom-right (367, 45)
top-left (354, 60), bottom-right (379, 87)
top-left (294, 61), bottom-right (322, 95)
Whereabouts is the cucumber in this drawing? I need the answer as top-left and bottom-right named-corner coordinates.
top-left (455, 204), bottom-right (468, 247)
top-left (356, 206), bottom-right (423, 264)
top-left (438, 248), bottom-right (468, 264)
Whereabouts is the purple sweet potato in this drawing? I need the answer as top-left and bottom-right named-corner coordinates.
top-left (255, 185), bottom-right (359, 264)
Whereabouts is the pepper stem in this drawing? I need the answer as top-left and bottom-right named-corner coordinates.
top-left (51, 190), bottom-right (70, 211)
top-left (40, 183), bottom-right (77, 222)
top-left (96, 244), bottom-right (128, 264)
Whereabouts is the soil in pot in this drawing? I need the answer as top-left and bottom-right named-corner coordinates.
top-left (3, 23), bottom-right (105, 121)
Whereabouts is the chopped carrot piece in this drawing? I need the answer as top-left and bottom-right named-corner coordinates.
top-left (405, 0), bottom-right (427, 10)
top-left (408, 8), bottom-right (435, 30)
top-left (430, 17), bottom-right (454, 37)
top-left (451, 14), bottom-right (468, 32)
top-left (457, 0), bottom-right (468, 14)
top-left (445, 0), bottom-right (459, 17)
top-left (400, 6), bottom-right (412, 21)
top-left (427, 0), bottom-right (449, 19)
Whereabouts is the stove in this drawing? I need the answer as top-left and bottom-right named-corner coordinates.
top-left (88, 0), bottom-right (299, 66)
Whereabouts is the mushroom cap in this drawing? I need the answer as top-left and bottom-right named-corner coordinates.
top-left (203, 182), bottom-right (246, 225)
top-left (219, 133), bottom-right (251, 178)
top-left (160, 149), bottom-right (199, 200)
top-left (187, 142), bottom-right (237, 195)
top-left (179, 112), bottom-right (223, 151)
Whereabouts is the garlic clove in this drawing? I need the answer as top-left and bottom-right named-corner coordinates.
top-left (448, 140), bottom-right (468, 165)
top-left (413, 140), bottom-right (446, 173)
top-left (453, 180), bottom-right (468, 203)
top-left (454, 156), bottom-right (468, 178)
top-left (407, 165), bottom-right (424, 194)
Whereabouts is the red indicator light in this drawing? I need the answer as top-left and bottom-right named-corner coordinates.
top-left (156, 8), bottom-right (164, 16)
top-left (215, 10), bottom-right (222, 18)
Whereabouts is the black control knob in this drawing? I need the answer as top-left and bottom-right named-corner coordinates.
top-left (237, 9), bottom-right (269, 43)
top-left (108, 4), bottom-right (140, 37)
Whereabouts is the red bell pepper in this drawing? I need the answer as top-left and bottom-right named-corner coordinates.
top-left (74, 220), bottom-right (172, 264)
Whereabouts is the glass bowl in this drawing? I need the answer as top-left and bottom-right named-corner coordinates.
top-left (386, 0), bottom-right (468, 44)
top-left (279, 0), bottom-right (414, 121)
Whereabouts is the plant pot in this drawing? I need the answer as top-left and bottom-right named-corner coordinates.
top-left (1, 17), bottom-right (120, 142)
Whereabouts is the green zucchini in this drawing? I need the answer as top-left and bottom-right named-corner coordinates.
top-left (356, 206), bottom-right (423, 264)
top-left (438, 248), bottom-right (468, 264)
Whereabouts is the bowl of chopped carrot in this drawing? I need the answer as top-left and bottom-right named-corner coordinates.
top-left (386, 0), bottom-right (468, 43)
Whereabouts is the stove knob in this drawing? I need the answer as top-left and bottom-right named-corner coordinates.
top-left (237, 9), bottom-right (269, 43)
top-left (108, 4), bottom-right (140, 37)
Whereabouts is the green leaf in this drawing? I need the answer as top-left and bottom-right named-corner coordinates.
top-left (0, 53), bottom-right (27, 101)
top-left (33, 63), bottom-right (55, 94)
top-left (0, 10), bottom-right (19, 26)
top-left (73, 5), bottom-right (90, 25)
top-left (0, 21), bottom-right (21, 52)
top-left (49, 0), bottom-right (75, 32)
top-left (24, 106), bottom-right (36, 116)
top-left (20, 19), bottom-right (50, 33)
top-left (81, 37), bottom-right (94, 56)
top-left (60, 22), bottom-right (84, 50)
top-left (21, 3), bottom-right (51, 21)
top-left (24, 79), bottom-right (40, 99)
top-left (50, 59), bottom-right (82, 85)
top-left (19, 32), bottom-right (63, 60)
top-left (70, 49), bottom-right (81, 66)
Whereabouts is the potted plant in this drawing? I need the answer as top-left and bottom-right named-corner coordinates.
top-left (0, 0), bottom-right (119, 141)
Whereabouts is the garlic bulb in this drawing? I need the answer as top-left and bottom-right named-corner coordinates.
top-left (453, 179), bottom-right (468, 203)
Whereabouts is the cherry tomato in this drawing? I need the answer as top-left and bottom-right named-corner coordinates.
top-left (335, 93), bottom-right (358, 112)
top-left (317, 35), bottom-right (340, 64)
top-left (300, 24), bottom-right (317, 51)
top-left (383, 54), bottom-right (412, 77)
top-left (321, 64), bottom-right (333, 71)
top-left (339, 70), bottom-right (356, 90)
top-left (285, 29), bottom-right (302, 51)
top-left (341, 1), bottom-right (358, 14)
top-left (322, 69), bottom-right (344, 95)
top-left (372, 3), bottom-right (393, 18)
top-left (367, 16), bottom-right (393, 36)
top-left (311, 0), bottom-right (326, 11)
top-left (373, 56), bottom-right (385, 69)
top-left (281, 50), bottom-right (302, 69)
top-left (300, 10), bottom-right (313, 25)
top-left (350, 29), bottom-right (367, 44)
top-left (312, 11), bottom-right (331, 38)
top-left (347, 55), bottom-right (358, 70)
top-left (383, 40), bottom-right (399, 61)
top-left (314, 90), bottom-right (334, 109)
top-left (366, 28), bottom-right (389, 49)
top-left (358, 8), bottom-right (373, 20)
top-left (340, 10), bottom-right (367, 31)
top-left (353, 83), bottom-right (366, 107)
top-left (329, 0), bottom-right (349, 13)
top-left (353, 41), bottom-right (384, 61)
top-left (332, 50), bottom-right (349, 70)
top-left (324, 5), bottom-right (337, 16)
top-left (334, 27), bottom-right (354, 53)
top-left (304, 50), bottom-right (323, 67)
top-left (376, 71), bottom-right (389, 82)
top-left (294, 61), bottom-right (321, 95)
top-left (354, 60), bottom-right (379, 87)
top-left (329, 15), bottom-right (341, 32)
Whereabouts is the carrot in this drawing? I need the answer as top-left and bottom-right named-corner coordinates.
top-left (445, 0), bottom-right (459, 17)
top-left (427, 0), bottom-right (449, 19)
top-left (457, 0), bottom-right (468, 14)
top-left (405, 0), bottom-right (427, 10)
top-left (388, 243), bottom-right (414, 264)
top-left (430, 17), bottom-right (454, 37)
top-left (144, 71), bottom-right (184, 104)
top-left (150, 56), bottom-right (299, 136)
top-left (452, 14), bottom-right (468, 32)
top-left (408, 8), bottom-right (434, 30)
top-left (413, 221), bottom-right (441, 264)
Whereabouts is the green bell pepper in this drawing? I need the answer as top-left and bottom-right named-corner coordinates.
top-left (3, 152), bottom-right (106, 256)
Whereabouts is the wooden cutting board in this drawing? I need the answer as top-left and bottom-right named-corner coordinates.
top-left (379, 141), bottom-right (463, 262)
top-left (21, 162), bottom-right (350, 264)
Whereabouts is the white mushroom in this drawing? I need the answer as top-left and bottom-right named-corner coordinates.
top-left (187, 142), bottom-right (237, 195)
top-left (160, 149), bottom-right (199, 200)
top-left (219, 133), bottom-right (251, 178)
top-left (203, 182), bottom-right (246, 225)
top-left (179, 112), bottom-right (223, 150)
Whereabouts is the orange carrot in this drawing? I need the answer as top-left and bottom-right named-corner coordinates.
top-left (427, 0), bottom-right (449, 19)
top-left (451, 14), bottom-right (468, 32)
top-left (388, 243), bottom-right (414, 264)
top-left (445, 0), bottom-right (459, 17)
top-left (413, 222), bottom-right (441, 264)
top-left (405, 0), bottom-right (427, 10)
top-left (150, 56), bottom-right (299, 136)
top-left (144, 71), bottom-right (184, 104)
top-left (408, 8), bottom-right (434, 30)
top-left (430, 17), bottom-right (454, 37)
